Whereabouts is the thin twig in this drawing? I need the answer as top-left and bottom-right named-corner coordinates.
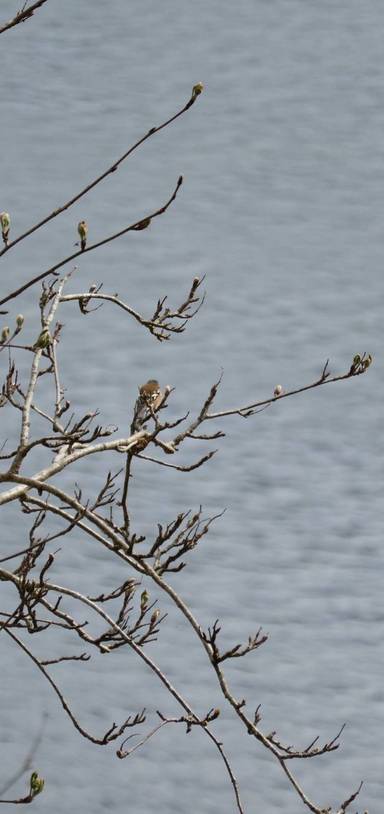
top-left (0, 0), bottom-right (48, 35)
top-left (3, 629), bottom-right (138, 746)
top-left (0, 571), bottom-right (244, 814)
top-left (0, 177), bottom-right (183, 308)
top-left (136, 450), bottom-right (217, 471)
top-left (206, 369), bottom-right (366, 420)
top-left (0, 91), bottom-right (200, 258)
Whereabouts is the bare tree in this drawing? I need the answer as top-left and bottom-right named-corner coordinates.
top-left (0, 4), bottom-right (372, 812)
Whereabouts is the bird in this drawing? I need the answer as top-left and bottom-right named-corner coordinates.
top-left (131, 379), bottom-right (161, 431)
top-left (77, 220), bottom-right (88, 251)
top-left (139, 379), bottom-right (161, 406)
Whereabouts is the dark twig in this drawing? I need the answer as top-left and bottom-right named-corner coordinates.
top-left (136, 449), bottom-right (217, 472)
top-left (40, 652), bottom-right (90, 666)
top-left (206, 358), bottom-right (372, 420)
top-left (4, 628), bottom-right (143, 746)
top-left (0, 177), bottom-right (183, 308)
top-left (0, 90), bottom-right (200, 258)
top-left (339, 781), bottom-right (363, 813)
top-left (59, 275), bottom-right (205, 342)
top-left (0, 0), bottom-right (48, 36)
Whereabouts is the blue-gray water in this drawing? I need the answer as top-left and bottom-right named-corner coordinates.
top-left (0, 1), bottom-right (383, 812)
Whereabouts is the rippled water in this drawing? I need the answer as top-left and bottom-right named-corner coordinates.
top-left (0, 1), bottom-right (383, 812)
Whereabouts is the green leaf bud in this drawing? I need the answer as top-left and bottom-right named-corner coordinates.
top-left (77, 220), bottom-right (88, 239)
top-left (140, 589), bottom-right (149, 612)
top-left (30, 771), bottom-right (45, 797)
top-left (0, 212), bottom-right (10, 245)
top-left (34, 328), bottom-right (51, 350)
top-left (0, 211), bottom-right (10, 230)
top-left (77, 220), bottom-right (88, 251)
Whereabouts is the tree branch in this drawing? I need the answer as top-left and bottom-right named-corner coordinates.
top-left (0, 0), bottom-right (48, 36)
top-left (0, 570), bottom-right (244, 814)
top-left (0, 89), bottom-right (201, 258)
top-left (0, 178), bottom-right (183, 308)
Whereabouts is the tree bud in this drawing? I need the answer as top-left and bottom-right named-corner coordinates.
top-left (34, 328), bottom-right (51, 349)
top-left (15, 314), bottom-right (24, 331)
top-left (1, 326), bottom-right (10, 343)
top-left (274, 384), bottom-right (283, 397)
top-left (0, 212), bottom-right (10, 245)
top-left (78, 220), bottom-right (87, 238)
top-left (0, 211), bottom-right (10, 230)
top-left (140, 589), bottom-right (149, 611)
top-left (192, 82), bottom-right (204, 98)
top-left (150, 609), bottom-right (160, 627)
top-left (133, 217), bottom-right (151, 231)
top-left (30, 771), bottom-right (45, 797)
top-left (77, 220), bottom-right (88, 251)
